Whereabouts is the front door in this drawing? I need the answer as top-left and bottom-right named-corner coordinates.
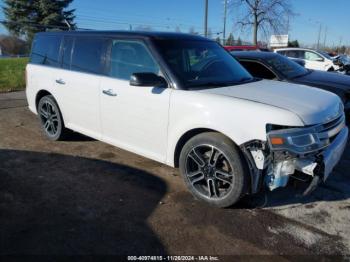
top-left (100, 39), bottom-right (171, 162)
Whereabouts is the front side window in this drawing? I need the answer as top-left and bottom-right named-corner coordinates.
top-left (109, 40), bottom-right (160, 80)
top-left (154, 39), bottom-right (254, 89)
top-left (31, 35), bottom-right (62, 67)
top-left (304, 51), bottom-right (323, 61)
top-left (71, 37), bottom-right (108, 74)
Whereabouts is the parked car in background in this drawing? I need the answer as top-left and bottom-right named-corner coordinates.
top-left (274, 47), bottom-right (340, 72)
top-left (334, 55), bottom-right (350, 75)
top-left (224, 45), bottom-right (260, 52)
top-left (26, 31), bottom-right (348, 207)
top-left (232, 51), bottom-right (350, 119)
top-left (224, 45), bottom-right (271, 52)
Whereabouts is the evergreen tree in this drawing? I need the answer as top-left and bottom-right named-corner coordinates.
top-left (288, 40), bottom-right (299, 47)
top-left (225, 33), bottom-right (234, 46)
top-left (237, 37), bottom-right (242, 46)
top-left (3, 0), bottom-right (75, 42)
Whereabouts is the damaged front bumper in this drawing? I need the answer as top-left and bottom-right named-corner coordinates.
top-left (242, 113), bottom-right (348, 194)
top-left (265, 126), bottom-right (348, 191)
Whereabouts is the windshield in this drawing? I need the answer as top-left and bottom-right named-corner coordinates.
top-left (153, 40), bottom-right (254, 89)
top-left (317, 50), bottom-right (333, 60)
top-left (266, 54), bottom-right (309, 79)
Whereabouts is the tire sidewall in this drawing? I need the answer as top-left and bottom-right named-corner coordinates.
top-left (179, 132), bottom-right (247, 208)
top-left (37, 95), bottom-right (63, 141)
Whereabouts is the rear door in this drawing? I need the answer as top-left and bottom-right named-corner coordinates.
top-left (52, 36), bottom-right (109, 138)
top-left (99, 39), bottom-right (171, 162)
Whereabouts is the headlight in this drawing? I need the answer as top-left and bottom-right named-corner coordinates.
top-left (267, 125), bottom-right (325, 154)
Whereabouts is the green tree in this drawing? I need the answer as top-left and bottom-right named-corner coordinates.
top-left (237, 37), bottom-right (242, 46)
top-left (3, 0), bottom-right (75, 42)
top-left (288, 40), bottom-right (299, 47)
top-left (225, 33), bottom-right (234, 45)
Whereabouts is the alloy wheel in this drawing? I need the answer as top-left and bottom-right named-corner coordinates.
top-left (39, 101), bottom-right (59, 137)
top-left (185, 144), bottom-right (234, 200)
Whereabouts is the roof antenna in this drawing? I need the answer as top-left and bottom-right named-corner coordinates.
top-left (64, 19), bottom-right (72, 31)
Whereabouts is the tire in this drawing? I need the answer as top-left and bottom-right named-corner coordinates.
top-left (179, 132), bottom-right (248, 208)
top-left (37, 95), bottom-right (69, 141)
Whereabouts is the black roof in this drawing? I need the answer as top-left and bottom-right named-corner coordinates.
top-left (36, 30), bottom-right (209, 41)
top-left (231, 51), bottom-right (279, 60)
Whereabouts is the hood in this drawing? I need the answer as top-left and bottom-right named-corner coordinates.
top-left (198, 79), bottom-right (342, 125)
top-left (294, 70), bottom-right (350, 92)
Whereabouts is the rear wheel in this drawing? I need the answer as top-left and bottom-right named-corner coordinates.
top-left (37, 95), bottom-right (69, 141)
top-left (179, 132), bottom-right (248, 208)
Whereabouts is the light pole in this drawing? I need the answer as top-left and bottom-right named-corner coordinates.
top-left (223, 0), bottom-right (227, 44)
top-left (316, 23), bottom-right (322, 50)
top-left (323, 26), bottom-right (327, 48)
top-left (204, 0), bottom-right (208, 37)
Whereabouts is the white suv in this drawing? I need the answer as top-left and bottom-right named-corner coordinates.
top-left (26, 31), bottom-right (348, 207)
top-left (274, 47), bottom-right (339, 72)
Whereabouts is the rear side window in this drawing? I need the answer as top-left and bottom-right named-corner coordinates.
top-left (71, 37), bottom-right (108, 74)
top-left (109, 40), bottom-right (160, 80)
top-left (286, 50), bottom-right (304, 59)
top-left (31, 35), bottom-right (62, 67)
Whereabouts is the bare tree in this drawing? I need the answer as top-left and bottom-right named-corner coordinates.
top-left (175, 26), bottom-right (181, 32)
top-left (188, 26), bottom-right (197, 35)
top-left (230, 0), bottom-right (294, 45)
top-left (0, 35), bottom-right (28, 55)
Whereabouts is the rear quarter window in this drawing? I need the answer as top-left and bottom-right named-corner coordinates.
top-left (30, 35), bottom-right (62, 67)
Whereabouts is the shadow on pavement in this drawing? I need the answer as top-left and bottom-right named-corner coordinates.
top-left (0, 149), bottom-right (167, 255)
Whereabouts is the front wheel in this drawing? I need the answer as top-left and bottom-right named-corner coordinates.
top-left (179, 132), bottom-right (248, 208)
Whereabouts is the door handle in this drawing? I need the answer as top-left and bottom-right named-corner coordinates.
top-left (102, 89), bottom-right (117, 97)
top-left (55, 79), bottom-right (65, 85)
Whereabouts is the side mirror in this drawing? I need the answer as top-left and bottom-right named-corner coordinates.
top-left (130, 73), bottom-right (166, 87)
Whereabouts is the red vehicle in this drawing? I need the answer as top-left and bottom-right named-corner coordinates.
top-left (224, 45), bottom-right (259, 52)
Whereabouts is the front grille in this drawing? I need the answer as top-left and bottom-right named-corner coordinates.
top-left (315, 113), bottom-right (346, 146)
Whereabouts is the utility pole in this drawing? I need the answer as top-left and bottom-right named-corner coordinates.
top-left (316, 23), bottom-right (322, 50)
top-left (323, 26), bottom-right (327, 48)
top-left (223, 0), bottom-right (227, 44)
top-left (129, 24), bottom-right (132, 31)
top-left (204, 0), bottom-right (208, 37)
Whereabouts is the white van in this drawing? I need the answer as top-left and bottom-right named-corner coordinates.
top-left (26, 31), bottom-right (348, 207)
top-left (274, 48), bottom-right (339, 72)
